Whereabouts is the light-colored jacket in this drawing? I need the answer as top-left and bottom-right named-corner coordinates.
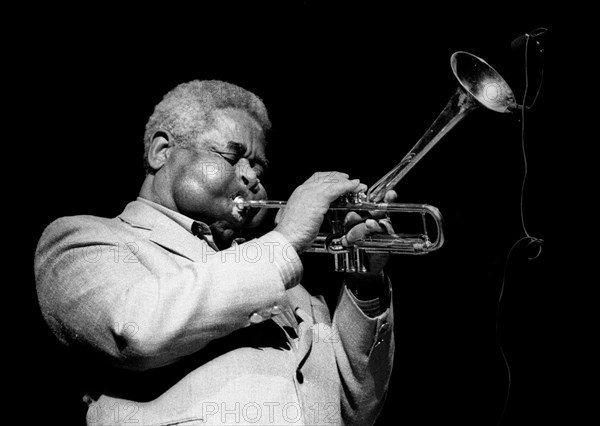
top-left (34, 199), bottom-right (394, 425)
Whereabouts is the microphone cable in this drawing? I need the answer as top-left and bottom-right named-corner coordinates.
top-left (496, 27), bottom-right (547, 426)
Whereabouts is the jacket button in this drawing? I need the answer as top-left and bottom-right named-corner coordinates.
top-left (296, 370), bottom-right (304, 384)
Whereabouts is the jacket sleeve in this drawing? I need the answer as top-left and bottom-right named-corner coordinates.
top-left (34, 216), bottom-right (303, 371)
top-left (333, 279), bottom-right (395, 426)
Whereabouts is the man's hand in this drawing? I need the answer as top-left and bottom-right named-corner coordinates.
top-left (342, 189), bottom-right (397, 274)
top-left (274, 172), bottom-right (367, 254)
top-left (338, 189), bottom-right (397, 303)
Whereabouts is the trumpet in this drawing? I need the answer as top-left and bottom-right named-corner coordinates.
top-left (238, 51), bottom-right (517, 272)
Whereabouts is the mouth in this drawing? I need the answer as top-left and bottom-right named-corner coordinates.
top-left (232, 195), bottom-right (250, 222)
top-left (232, 194), bottom-right (268, 229)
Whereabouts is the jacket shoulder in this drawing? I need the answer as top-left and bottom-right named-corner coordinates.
top-left (39, 214), bottom-right (121, 240)
top-left (35, 214), bottom-right (134, 260)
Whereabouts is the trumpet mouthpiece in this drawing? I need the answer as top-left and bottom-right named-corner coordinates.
top-left (234, 196), bottom-right (247, 207)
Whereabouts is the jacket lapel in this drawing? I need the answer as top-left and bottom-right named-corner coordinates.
top-left (118, 200), bottom-right (208, 263)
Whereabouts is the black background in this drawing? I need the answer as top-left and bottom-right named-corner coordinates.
top-left (12, 4), bottom-right (586, 426)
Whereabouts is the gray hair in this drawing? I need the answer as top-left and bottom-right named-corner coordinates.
top-left (143, 80), bottom-right (271, 174)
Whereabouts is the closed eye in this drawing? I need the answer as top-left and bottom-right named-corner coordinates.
top-left (214, 151), bottom-right (239, 165)
top-left (213, 150), bottom-right (267, 180)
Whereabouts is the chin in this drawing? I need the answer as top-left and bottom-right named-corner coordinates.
top-left (244, 208), bottom-right (269, 229)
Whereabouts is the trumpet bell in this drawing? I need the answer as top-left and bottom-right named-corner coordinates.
top-left (366, 51), bottom-right (517, 203)
top-left (451, 51), bottom-right (517, 113)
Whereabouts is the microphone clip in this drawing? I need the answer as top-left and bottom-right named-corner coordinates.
top-left (511, 27), bottom-right (548, 56)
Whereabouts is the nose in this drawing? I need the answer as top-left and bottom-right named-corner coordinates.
top-left (237, 158), bottom-right (260, 193)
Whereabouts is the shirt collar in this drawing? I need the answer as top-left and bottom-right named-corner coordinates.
top-left (135, 197), bottom-right (246, 249)
top-left (136, 197), bottom-right (212, 237)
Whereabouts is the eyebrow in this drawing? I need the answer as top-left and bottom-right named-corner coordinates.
top-left (225, 141), bottom-right (269, 169)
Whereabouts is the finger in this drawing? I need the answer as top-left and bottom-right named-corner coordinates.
top-left (307, 171), bottom-right (349, 185)
top-left (369, 209), bottom-right (387, 221)
top-left (367, 190), bottom-right (398, 220)
top-left (324, 178), bottom-right (362, 200)
top-left (342, 222), bottom-right (367, 246)
top-left (365, 218), bottom-right (384, 233)
top-left (343, 210), bottom-right (378, 232)
top-left (351, 183), bottom-right (368, 194)
top-left (343, 211), bottom-right (363, 232)
top-left (343, 210), bottom-right (387, 232)
top-left (344, 219), bottom-right (384, 245)
top-left (384, 190), bottom-right (398, 203)
top-left (378, 218), bottom-right (395, 234)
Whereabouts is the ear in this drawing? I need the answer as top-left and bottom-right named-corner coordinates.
top-left (147, 131), bottom-right (173, 171)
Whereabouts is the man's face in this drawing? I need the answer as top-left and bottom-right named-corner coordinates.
top-left (163, 108), bottom-right (269, 247)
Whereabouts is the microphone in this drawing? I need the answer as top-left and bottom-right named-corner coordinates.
top-left (511, 27), bottom-right (548, 50)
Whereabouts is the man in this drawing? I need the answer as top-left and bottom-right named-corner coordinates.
top-left (35, 80), bottom-right (396, 425)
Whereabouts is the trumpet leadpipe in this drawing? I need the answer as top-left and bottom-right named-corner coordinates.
top-left (236, 199), bottom-right (438, 213)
